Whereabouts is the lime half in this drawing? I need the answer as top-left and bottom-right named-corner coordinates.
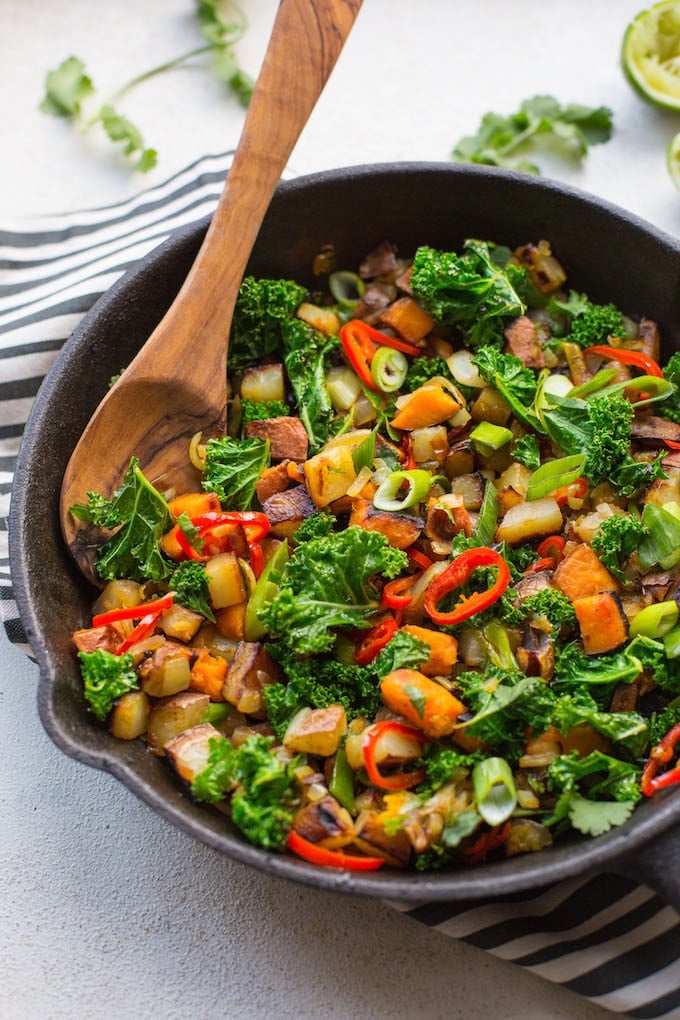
top-left (667, 130), bottom-right (680, 187)
top-left (622, 1), bottom-right (680, 110)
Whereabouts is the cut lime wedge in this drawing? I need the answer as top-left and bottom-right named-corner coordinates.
top-left (622, 1), bottom-right (680, 110)
top-left (667, 129), bottom-right (680, 188)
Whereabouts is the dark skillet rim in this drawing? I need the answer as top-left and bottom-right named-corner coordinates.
top-left (10, 161), bottom-right (680, 901)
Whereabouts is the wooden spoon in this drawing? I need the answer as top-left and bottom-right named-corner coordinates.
top-left (60, 0), bottom-right (362, 583)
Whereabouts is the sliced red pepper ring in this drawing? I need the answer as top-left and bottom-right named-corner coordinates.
top-left (664, 439), bottom-right (680, 451)
top-left (641, 722), bottom-right (680, 796)
top-left (381, 574), bottom-right (419, 611)
top-left (362, 720), bottom-right (428, 791)
top-left (536, 534), bottom-right (566, 563)
top-left (92, 592), bottom-right (175, 628)
top-left (406, 547), bottom-right (434, 571)
top-left (193, 510), bottom-right (270, 545)
top-left (461, 821), bottom-right (511, 864)
top-left (583, 344), bottom-right (663, 379)
top-left (353, 616), bottom-right (399, 665)
top-left (554, 476), bottom-right (588, 507)
top-left (286, 830), bottom-right (384, 870)
top-left (525, 556), bottom-right (558, 574)
top-left (423, 547), bottom-right (511, 627)
top-left (340, 319), bottom-right (421, 394)
top-left (174, 524), bottom-right (204, 561)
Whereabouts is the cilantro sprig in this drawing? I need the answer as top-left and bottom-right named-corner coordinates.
top-left (40, 1), bottom-right (253, 171)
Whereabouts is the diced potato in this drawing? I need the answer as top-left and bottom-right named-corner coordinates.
top-left (352, 810), bottom-right (411, 867)
top-left (291, 795), bottom-right (354, 848)
top-left (167, 491), bottom-right (220, 519)
top-left (283, 705), bottom-right (348, 757)
top-left (92, 579), bottom-right (144, 617)
top-left (146, 691), bottom-right (211, 755)
top-left (139, 642), bottom-right (193, 698)
top-left (326, 365), bottom-right (363, 411)
top-left (470, 386), bottom-right (512, 426)
top-left (495, 462), bottom-right (531, 511)
top-left (215, 602), bottom-right (247, 641)
top-left (411, 425), bottom-right (448, 465)
top-left (296, 302), bottom-right (341, 336)
top-left (240, 363), bottom-right (285, 403)
top-left (109, 690), bottom-right (150, 740)
top-left (159, 603), bottom-right (204, 642)
top-left (222, 641), bottom-right (280, 717)
top-left (164, 722), bottom-right (223, 784)
top-left (448, 472), bottom-right (486, 510)
top-left (444, 439), bottom-right (475, 479)
top-left (495, 497), bottom-right (563, 545)
top-left (302, 431), bottom-right (372, 508)
top-left (204, 551), bottom-right (247, 609)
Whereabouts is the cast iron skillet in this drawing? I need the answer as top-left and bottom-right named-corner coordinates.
top-left (10, 163), bottom-right (680, 907)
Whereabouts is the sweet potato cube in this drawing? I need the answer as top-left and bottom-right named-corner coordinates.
top-left (190, 650), bottom-right (228, 701)
top-left (554, 543), bottom-right (621, 601)
top-left (573, 591), bottom-right (629, 654)
top-left (390, 379), bottom-right (462, 431)
top-left (379, 296), bottom-right (434, 343)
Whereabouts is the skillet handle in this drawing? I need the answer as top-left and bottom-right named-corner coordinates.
top-left (611, 822), bottom-right (680, 914)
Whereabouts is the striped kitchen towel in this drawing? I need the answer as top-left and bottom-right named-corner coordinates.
top-left (1, 152), bottom-right (678, 1019)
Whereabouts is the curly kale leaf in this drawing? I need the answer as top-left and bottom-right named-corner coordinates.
top-left (292, 510), bottom-right (337, 543)
top-left (552, 642), bottom-right (643, 704)
top-left (546, 291), bottom-right (626, 347)
top-left (191, 734), bottom-right (299, 851)
top-left (661, 352), bottom-right (680, 424)
top-left (405, 356), bottom-right (455, 392)
top-left (501, 588), bottom-right (576, 631)
top-left (511, 434), bottom-right (541, 470)
top-left (240, 398), bottom-right (289, 425)
top-left (71, 458), bottom-right (172, 582)
top-left (259, 526), bottom-right (408, 654)
top-left (78, 649), bottom-right (139, 722)
top-left (591, 513), bottom-right (649, 585)
top-left (201, 435), bottom-right (269, 510)
top-left (410, 241), bottom-right (527, 349)
top-left (472, 346), bottom-right (541, 430)
top-left (551, 695), bottom-right (648, 758)
top-left (416, 744), bottom-right (484, 797)
top-left (170, 559), bottom-right (215, 622)
top-left (455, 670), bottom-right (555, 761)
top-left (281, 318), bottom-right (338, 453)
top-left (627, 635), bottom-right (680, 697)
top-left (228, 276), bottom-right (307, 370)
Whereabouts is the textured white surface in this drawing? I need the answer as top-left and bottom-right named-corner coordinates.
top-left (2, 1), bottom-right (677, 1017)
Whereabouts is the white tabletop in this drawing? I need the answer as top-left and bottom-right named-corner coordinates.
top-left (2, 1), bottom-right (675, 1017)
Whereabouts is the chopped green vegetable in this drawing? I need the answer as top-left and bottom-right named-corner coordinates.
top-left (240, 398), bottom-right (289, 424)
top-left (511, 434), bottom-right (541, 471)
top-left (281, 318), bottom-right (338, 453)
top-left (405, 356), bottom-right (455, 391)
top-left (591, 513), bottom-right (648, 584)
top-left (78, 648), bottom-right (139, 721)
top-left (472, 346), bottom-right (541, 429)
top-left (452, 95), bottom-right (613, 174)
top-left (229, 276), bottom-right (308, 370)
top-left (40, 56), bottom-right (94, 116)
top-left (170, 560), bottom-right (215, 622)
top-left (410, 242), bottom-right (527, 349)
top-left (501, 588), bottom-right (576, 631)
top-left (202, 435), bottom-right (269, 510)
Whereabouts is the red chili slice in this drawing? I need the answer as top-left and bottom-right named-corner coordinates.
top-left (362, 720), bottom-right (427, 791)
top-left (353, 616), bottom-right (399, 665)
top-left (423, 547), bottom-right (511, 627)
top-left (92, 592), bottom-right (175, 627)
top-left (641, 722), bottom-right (680, 796)
top-left (583, 345), bottom-right (663, 379)
top-left (286, 830), bottom-right (384, 870)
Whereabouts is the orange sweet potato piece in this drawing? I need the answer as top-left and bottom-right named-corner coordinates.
top-left (400, 625), bottom-right (458, 676)
top-left (572, 592), bottom-right (629, 654)
top-left (190, 650), bottom-right (228, 701)
top-left (167, 491), bottom-right (221, 519)
top-left (349, 498), bottom-right (422, 549)
top-left (380, 668), bottom-right (465, 739)
top-left (379, 296), bottom-right (434, 343)
top-left (390, 379), bottom-right (462, 431)
top-left (553, 543), bottom-right (620, 601)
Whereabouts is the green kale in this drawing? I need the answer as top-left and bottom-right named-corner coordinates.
top-left (648, 697), bottom-right (680, 746)
top-left (472, 346), bottom-right (541, 430)
top-left (455, 671), bottom-right (555, 761)
top-left (228, 276), bottom-right (307, 370)
top-left (661, 352), bottom-right (680, 424)
top-left (191, 734), bottom-right (299, 851)
top-left (552, 641), bottom-right (643, 704)
top-left (259, 526), bottom-right (408, 654)
top-left (409, 241), bottom-right (527, 349)
top-left (201, 435), bottom-right (269, 510)
top-left (263, 649), bottom-right (382, 739)
top-left (416, 744), bottom-right (483, 797)
top-left (547, 749), bottom-right (642, 804)
top-left (547, 291), bottom-right (626, 347)
top-left (71, 458), bottom-right (172, 582)
top-left (170, 559), bottom-right (215, 622)
top-left (281, 318), bottom-right (338, 453)
top-left (452, 95), bottom-right (613, 175)
top-left (542, 392), bottom-right (664, 496)
top-left (511, 434), bottom-right (541, 471)
top-left (240, 398), bottom-right (289, 424)
top-left (293, 510), bottom-right (337, 543)
top-left (372, 630), bottom-right (430, 677)
top-left (627, 635), bottom-right (680, 696)
top-left (501, 588), bottom-right (576, 631)
top-left (405, 356), bottom-right (455, 392)
top-left (78, 648), bottom-right (139, 722)
top-left (591, 514), bottom-right (649, 585)
top-left (551, 695), bottom-right (648, 758)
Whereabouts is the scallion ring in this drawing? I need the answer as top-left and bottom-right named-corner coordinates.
top-left (373, 469), bottom-right (432, 511)
top-left (526, 453), bottom-right (587, 501)
top-left (328, 270), bottom-right (365, 308)
top-left (370, 345), bottom-right (408, 392)
top-left (630, 600), bottom-right (679, 639)
top-left (472, 757), bottom-right (517, 827)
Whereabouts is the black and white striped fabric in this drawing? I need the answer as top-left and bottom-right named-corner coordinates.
top-left (2, 152), bottom-right (678, 1019)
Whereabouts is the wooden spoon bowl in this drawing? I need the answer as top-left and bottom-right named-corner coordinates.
top-left (59, 0), bottom-right (362, 584)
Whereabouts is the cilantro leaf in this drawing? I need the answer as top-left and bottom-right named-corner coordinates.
top-left (40, 56), bottom-right (94, 116)
top-left (452, 95), bottom-right (613, 175)
top-left (567, 796), bottom-right (635, 837)
top-left (99, 104), bottom-right (157, 171)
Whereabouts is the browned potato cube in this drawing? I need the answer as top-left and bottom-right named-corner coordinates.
top-left (146, 691), bottom-right (211, 755)
top-left (283, 705), bottom-right (348, 757)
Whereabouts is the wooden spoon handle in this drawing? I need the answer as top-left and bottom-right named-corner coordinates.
top-left (143, 0), bottom-right (363, 384)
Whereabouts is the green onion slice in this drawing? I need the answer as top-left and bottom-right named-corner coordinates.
top-left (472, 757), bottom-right (517, 826)
top-left (328, 270), bottom-right (365, 308)
top-left (639, 502), bottom-right (680, 571)
top-left (567, 367), bottom-right (619, 398)
top-left (592, 374), bottom-right (674, 407)
top-left (370, 346), bottom-right (408, 392)
top-left (352, 429), bottom-right (377, 474)
top-left (525, 453), bottom-right (587, 501)
top-left (473, 479), bottom-right (499, 547)
top-left (373, 469), bottom-right (432, 511)
top-left (629, 600), bottom-right (679, 639)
